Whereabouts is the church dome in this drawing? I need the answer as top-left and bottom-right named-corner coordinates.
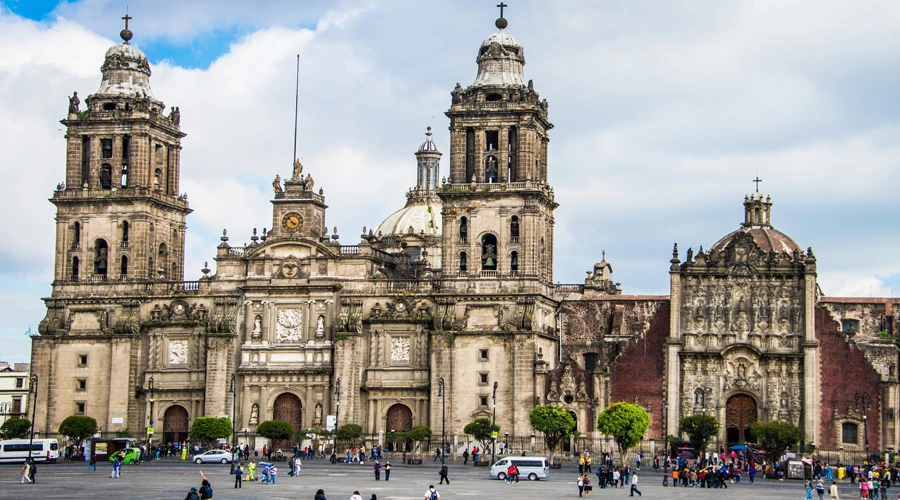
top-left (480, 31), bottom-right (522, 52)
top-left (472, 17), bottom-right (526, 88)
top-left (93, 25), bottom-right (158, 101)
top-left (418, 128), bottom-right (440, 152)
top-left (376, 201), bottom-right (442, 237)
top-left (708, 192), bottom-right (802, 255)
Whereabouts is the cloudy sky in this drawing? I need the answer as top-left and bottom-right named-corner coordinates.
top-left (1, 0), bottom-right (898, 362)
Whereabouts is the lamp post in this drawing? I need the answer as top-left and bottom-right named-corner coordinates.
top-left (334, 378), bottom-right (341, 452)
top-left (437, 377), bottom-right (445, 463)
top-left (229, 373), bottom-right (236, 473)
top-left (27, 374), bottom-right (38, 463)
top-left (491, 381), bottom-right (498, 461)
top-left (148, 376), bottom-right (155, 455)
top-left (505, 432), bottom-right (510, 455)
top-left (855, 392), bottom-right (872, 460)
top-left (663, 398), bottom-right (669, 487)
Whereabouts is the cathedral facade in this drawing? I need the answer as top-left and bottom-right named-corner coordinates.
top-left (31, 15), bottom-right (898, 458)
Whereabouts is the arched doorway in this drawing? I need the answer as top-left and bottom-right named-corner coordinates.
top-left (163, 405), bottom-right (189, 445)
top-left (272, 393), bottom-right (302, 450)
top-left (726, 394), bottom-right (758, 444)
top-left (386, 404), bottom-right (413, 452)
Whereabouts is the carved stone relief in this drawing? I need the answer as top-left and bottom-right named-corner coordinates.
top-left (169, 339), bottom-right (188, 365)
top-left (390, 337), bottom-right (411, 362)
top-left (276, 308), bottom-right (303, 342)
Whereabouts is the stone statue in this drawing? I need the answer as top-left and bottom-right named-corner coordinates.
top-left (252, 315), bottom-right (262, 337)
top-left (305, 173), bottom-right (314, 192)
top-left (272, 174), bottom-right (283, 193)
top-left (169, 106), bottom-right (180, 125)
top-left (451, 83), bottom-right (463, 104)
top-left (68, 92), bottom-right (80, 114)
top-left (250, 403), bottom-right (259, 425)
top-left (292, 159), bottom-right (303, 179)
top-left (314, 403), bottom-right (323, 424)
top-left (315, 315), bottom-right (325, 337)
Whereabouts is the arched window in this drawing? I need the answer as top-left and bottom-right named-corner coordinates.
top-left (510, 251), bottom-right (519, 272)
top-left (148, 257), bottom-right (154, 279)
top-left (120, 164), bottom-right (129, 187)
top-left (94, 239), bottom-right (108, 276)
top-left (121, 221), bottom-right (129, 246)
top-left (485, 155), bottom-right (498, 183)
top-left (459, 252), bottom-right (467, 271)
top-left (99, 164), bottom-right (112, 189)
top-left (481, 234), bottom-right (498, 270)
top-left (459, 217), bottom-right (468, 243)
top-left (754, 208), bottom-right (760, 224)
top-left (154, 167), bottom-right (163, 189)
top-left (72, 222), bottom-right (81, 248)
top-left (71, 256), bottom-right (80, 280)
top-left (158, 243), bottom-right (168, 279)
top-left (510, 215), bottom-right (520, 240)
top-left (694, 388), bottom-right (706, 407)
top-left (120, 255), bottom-right (128, 277)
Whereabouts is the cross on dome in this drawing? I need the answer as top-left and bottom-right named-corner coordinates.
top-left (753, 176), bottom-right (762, 193)
top-left (495, 2), bottom-right (509, 30)
top-left (120, 13), bottom-right (134, 43)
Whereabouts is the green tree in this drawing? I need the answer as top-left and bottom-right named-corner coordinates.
top-left (256, 420), bottom-right (294, 442)
top-left (335, 423), bottom-right (363, 446)
top-left (403, 425), bottom-right (432, 454)
top-left (749, 420), bottom-right (803, 465)
top-left (58, 415), bottom-right (98, 447)
top-left (678, 414), bottom-right (720, 460)
top-left (0, 417), bottom-right (32, 439)
top-left (189, 416), bottom-right (232, 449)
top-left (596, 402), bottom-right (649, 465)
top-left (529, 405), bottom-right (576, 463)
top-left (464, 418), bottom-right (500, 453)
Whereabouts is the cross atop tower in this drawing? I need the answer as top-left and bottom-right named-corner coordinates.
top-left (120, 13), bottom-right (134, 43)
top-left (122, 13), bottom-right (132, 30)
top-left (753, 176), bottom-right (762, 193)
top-left (497, 2), bottom-right (507, 18)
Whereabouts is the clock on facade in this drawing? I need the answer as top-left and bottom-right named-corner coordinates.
top-left (282, 212), bottom-right (303, 232)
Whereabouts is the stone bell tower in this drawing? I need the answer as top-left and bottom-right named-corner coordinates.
top-left (53, 16), bottom-right (190, 285)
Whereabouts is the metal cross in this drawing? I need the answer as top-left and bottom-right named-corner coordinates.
top-left (497, 2), bottom-right (507, 18)
top-left (753, 176), bottom-right (762, 193)
top-left (122, 13), bottom-right (132, 30)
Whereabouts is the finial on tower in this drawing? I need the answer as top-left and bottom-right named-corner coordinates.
top-left (753, 176), bottom-right (762, 193)
top-left (495, 2), bottom-right (508, 30)
top-left (120, 13), bottom-right (134, 43)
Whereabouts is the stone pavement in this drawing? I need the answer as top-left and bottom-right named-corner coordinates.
top-left (0, 459), bottom-right (849, 499)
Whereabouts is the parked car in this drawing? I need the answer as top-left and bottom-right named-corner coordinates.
top-left (490, 456), bottom-right (550, 480)
top-left (194, 449), bottom-right (236, 464)
top-left (108, 447), bottom-right (141, 464)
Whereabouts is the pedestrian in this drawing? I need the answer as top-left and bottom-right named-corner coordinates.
top-left (583, 474), bottom-right (593, 497)
top-left (829, 481), bottom-right (840, 499)
top-left (315, 489), bottom-right (327, 500)
top-left (294, 456), bottom-right (301, 477)
top-left (425, 484), bottom-right (440, 500)
top-left (577, 473), bottom-right (585, 497)
top-left (630, 472), bottom-right (642, 497)
top-left (579, 454), bottom-right (585, 474)
top-left (374, 460), bottom-right (382, 480)
top-left (370, 495), bottom-right (377, 500)
top-left (111, 456), bottom-right (121, 478)
top-left (439, 462), bottom-right (450, 484)
top-left (199, 471), bottom-right (214, 499)
top-left (88, 452), bottom-right (96, 472)
top-left (270, 464), bottom-right (278, 484)
top-left (20, 460), bottom-right (32, 484)
top-left (805, 479), bottom-right (814, 500)
top-left (234, 463), bottom-right (243, 488)
top-left (506, 463), bottom-right (515, 484)
top-left (351, 491), bottom-right (363, 500)
top-left (385, 460), bottom-right (392, 481)
top-left (184, 487), bottom-right (200, 500)
top-left (463, 448), bottom-right (469, 465)
top-left (29, 460), bottom-right (37, 484)
top-left (247, 459), bottom-right (256, 481)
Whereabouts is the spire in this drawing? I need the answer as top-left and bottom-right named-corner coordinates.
top-left (414, 126), bottom-right (442, 195)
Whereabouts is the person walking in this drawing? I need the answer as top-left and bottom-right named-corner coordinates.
top-left (439, 462), bottom-right (450, 484)
top-left (829, 480), bottom-right (840, 500)
top-left (199, 472), bottom-right (214, 499)
top-left (314, 489), bottom-right (327, 500)
top-left (463, 448), bottom-right (469, 465)
top-left (28, 460), bottom-right (37, 484)
top-left (630, 472), bottom-right (642, 497)
top-left (805, 479), bottom-right (814, 500)
top-left (20, 460), bottom-right (32, 484)
top-left (111, 456), bottom-right (121, 478)
top-left (583, 474), bottom-right (593, 497)
top-left (351, 491), bottom-right (363, 500)
top-left (509, 463), bottom-right (520, 483)
top-left (374, 460), bottom-right (382, 480)
top-left (385, 460), bottom-right (392, 481)
top-left (425, 485), bottom-right (440, 500)
top-left (577, 473), bottom-right (586, 497)
top-left (184, 487), bottom-right (200, 500)
top-left (88, 453), bottom-right (97, 472)
top-left (234, 463), bottom-right (243, 488)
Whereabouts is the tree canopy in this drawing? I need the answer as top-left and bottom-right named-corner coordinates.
top-left (463, 418), bottom-right (499, 447)
top-left (58, 415), bottom-right (98, 446)
top-left (596, 402), bottom-right (649, 465)
top-left (529, 405), bottom-right (576, 463)
top-left (189, 417), bottom-right (232, 448)
top-left (256, 420), bottom-right (294, 442)
top-left (336, 423), bottom-right (363, 443)
top-left (678, 414), bottom-right (720, 458)
top-left (749, 420), bottom-right (803, 464)
top-left (0, 417), bottom-right (31, 439)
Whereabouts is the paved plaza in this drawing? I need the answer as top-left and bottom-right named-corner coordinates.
top-left (0, 458), bottom-right (855, 500)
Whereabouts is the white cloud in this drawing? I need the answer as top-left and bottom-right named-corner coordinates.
top-left (1, 1), bottom-right (899, 360)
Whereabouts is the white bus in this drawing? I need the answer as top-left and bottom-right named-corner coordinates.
top-left (0, 439), bottom-right (60, 463)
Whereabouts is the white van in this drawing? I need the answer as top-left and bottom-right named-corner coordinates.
top-left (490, 456), bottom-right (550, 480)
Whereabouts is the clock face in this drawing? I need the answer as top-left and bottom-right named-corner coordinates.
top-left (282, 212), bottom-right (303, 232)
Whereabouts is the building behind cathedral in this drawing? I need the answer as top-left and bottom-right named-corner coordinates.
top-left (30, 14), bottom-right (899, 460)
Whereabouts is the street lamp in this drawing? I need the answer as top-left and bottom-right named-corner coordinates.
top-left (437, 377), bottom-right (446, 463)
top-left (334, 378), bottom-right (341, 451)
top-left (491, 381), bottom-right (498, 462)
top-left (855, 392), bottom-right (872, 460)
top-left (505, 432), bottom-right (510, 456)
top-left (663, 398), bottom-right (669, 487)
top-left (148, 376), bottom-right (155, 455)
top-left (27, 374), bottom-right (38, 463)
top-left (229, 373), bottom-right (236, 473)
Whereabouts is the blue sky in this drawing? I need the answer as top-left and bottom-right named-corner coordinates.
top-left (1, 0), bottom-right (899, 363)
